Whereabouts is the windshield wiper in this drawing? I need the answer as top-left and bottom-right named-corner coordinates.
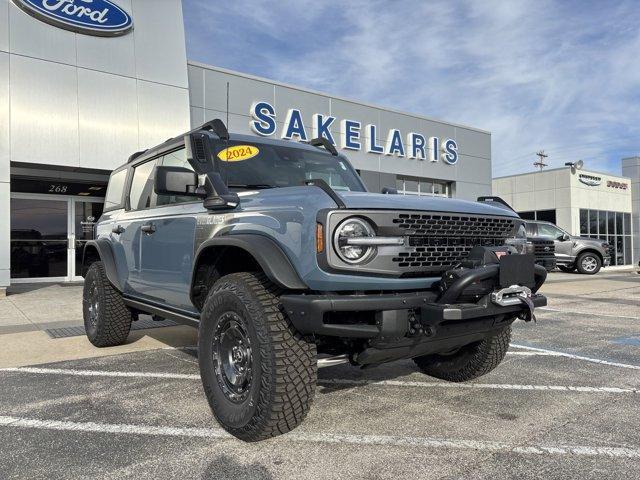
top-left (227, 184), bottom-right (275, 190)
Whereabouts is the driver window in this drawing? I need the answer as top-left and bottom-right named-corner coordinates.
top-left (156, 148), bottom-right (197, 206)
top-left (129, 160), bottom-right (157, 210)
top-left (538, 223), bottom-right (563, 238)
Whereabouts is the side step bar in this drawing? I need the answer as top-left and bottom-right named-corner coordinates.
top-left (123, 297), bottom-right (200, 328)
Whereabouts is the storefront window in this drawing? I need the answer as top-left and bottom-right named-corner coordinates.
top-left (598, 210), bottom-right (607, 236)
top-left (10, 199), bottom-right (68, 278)
top-left (579, 209), bottom-right (632, 265)
top-left (589, 210), bottom-right (598, 235)
top-left (419, 181), bottom-right (433, 195)
top-left (623, 213), bottom-right (631, 235)
top-left (580, 210), bottom-right (588, 235)
top-left (396, 176), bottom-right (452, 197)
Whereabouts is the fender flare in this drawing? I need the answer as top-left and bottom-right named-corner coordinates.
top-left (192, 234), bottom-right (308, 291)
top-left (82, 239), bottom-right (124, 292)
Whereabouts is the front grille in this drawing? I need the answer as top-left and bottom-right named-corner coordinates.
top-left (394, 237), bottom-right (504, 271)
top-left (532, 239), bottom-right (555, 257)
top-left (326, 210), bottom-right (520, 278)
top-left (392, 213), bottom-right (516, 237)
top-left (390, 214), bottom-right (517, 274)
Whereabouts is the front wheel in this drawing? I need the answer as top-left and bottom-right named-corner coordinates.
top-left (83, 262), bottom-right (132, 347)
top-left (198, 272), bottom-right (317, 442)
top-left (576, 252), bottom-right (601, 275)
top-left (413, 326), bottom-right (511, 382)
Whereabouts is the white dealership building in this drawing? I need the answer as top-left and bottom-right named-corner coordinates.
top-left (493, 167), bottom-right (635, 266)
top-left (0, 0), bottom-right (493, 293)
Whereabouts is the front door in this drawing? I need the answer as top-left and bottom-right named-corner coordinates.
top-left (536, 222), bottom-right (572, 263)
top-left (137, 205), bottom-right (200, 312)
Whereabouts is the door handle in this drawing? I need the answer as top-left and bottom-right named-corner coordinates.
top-left (112, 225), bottom-right (125, 235)
top-left (141, 223), bottom-right (156, 235)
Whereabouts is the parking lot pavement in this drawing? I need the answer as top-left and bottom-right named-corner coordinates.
top-left (0, 272), bottom-right (638, 479)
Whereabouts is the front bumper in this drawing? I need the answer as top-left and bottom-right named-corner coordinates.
top-left (535, 257), bottom-right (557, 270)
top-left (280, 291), bottom-right (547, 339)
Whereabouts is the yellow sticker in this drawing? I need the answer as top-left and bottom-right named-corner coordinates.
top-left (217, 145), bottom-right (260, 162)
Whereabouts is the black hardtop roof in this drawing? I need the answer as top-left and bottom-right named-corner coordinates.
top-left (115, 122), bottom-right (337, 174)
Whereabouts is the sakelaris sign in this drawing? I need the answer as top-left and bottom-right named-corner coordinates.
top-left (12, 0), bottom-right (133, 37)
top-left (250, 101), bottom-right (459, 165)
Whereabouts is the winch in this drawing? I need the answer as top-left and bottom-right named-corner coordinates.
top-left (438, 245), bottom-right (538, 321)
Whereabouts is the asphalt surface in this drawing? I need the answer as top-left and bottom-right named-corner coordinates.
top-left (0, 271), bottom-right (639, 479)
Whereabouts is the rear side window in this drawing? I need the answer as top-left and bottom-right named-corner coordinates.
top-left (129, 160), bottom-right (157, 210)
top-left (104, 169), bottom-right (127, 211)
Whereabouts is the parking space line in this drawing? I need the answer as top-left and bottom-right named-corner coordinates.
top-left (506, 351), bottom-right (562, 356)
top-left (537, 307), bottom-right (639, 320)
top-left (1, 415), bottom-right (639, 458)
top-left (0, 366), bottom-right (199, 380)
top-left (2, 366), bottom-right (636, 394)
top-left (510, 344), bottom-right (640, 370)
top-left (319, 378), bottom-right (638, 393)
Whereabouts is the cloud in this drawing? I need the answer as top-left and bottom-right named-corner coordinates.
top-left (183, 0), bottom-right (640, 176)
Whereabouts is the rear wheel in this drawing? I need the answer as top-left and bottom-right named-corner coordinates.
top-left (576, 252), bottom-right (601, 275)
top-left (558, 265), bottom-right (575, 273)
top-left (198, 272), bottom-right (317, 441)
top-left (83, 262), bottom-right (132, 347)
top-left (413, 326), bottom-right (511, 382)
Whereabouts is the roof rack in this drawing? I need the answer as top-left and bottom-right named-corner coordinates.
top-left (127, 150), bottom-right (147, 163)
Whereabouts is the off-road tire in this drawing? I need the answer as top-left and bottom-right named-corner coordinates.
top-left (413, 326), bottom-right (511, 382)
top-left (575, 252), bottom-right (601, 275)
top-left (199, 272), bottom-right (317, 442)
top-left (83, 261), bottom-right (132, 347)
top-left (558, 265), bottom-right (575, 273)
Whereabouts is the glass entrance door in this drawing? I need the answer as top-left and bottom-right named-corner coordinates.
top-left (72, 200), bottom-right (104, 280)
top-left (10, 195), bottom-right (104, 282)
top-left (10, 197), bottom-right (69, 280)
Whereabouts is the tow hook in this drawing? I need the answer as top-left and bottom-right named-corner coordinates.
top-left (491, 285), bottom-right (537, 322)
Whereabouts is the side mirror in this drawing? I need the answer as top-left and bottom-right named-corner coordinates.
top-left (559, 233), bottom-right (570, 241)
top-left (381, 187), bottom-right (398, 194)
top-left (154, 166), bottom-right (201, 197)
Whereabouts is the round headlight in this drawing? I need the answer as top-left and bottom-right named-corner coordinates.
top-left (333, 217), bottom-right (376, 264)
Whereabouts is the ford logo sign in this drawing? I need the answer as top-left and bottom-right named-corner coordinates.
top-left (12, 0), bottom-right (133, 37)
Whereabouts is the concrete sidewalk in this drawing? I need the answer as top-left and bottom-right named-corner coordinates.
top-left (0, 283), bottom-right (84, 335)
top-left (0, 283), bottom-right (197, 368)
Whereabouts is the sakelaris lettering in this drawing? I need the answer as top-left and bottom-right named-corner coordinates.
top-left (250, 102), bottom-right (458, 165)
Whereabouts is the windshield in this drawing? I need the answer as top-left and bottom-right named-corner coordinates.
top-left (212, 140), bottom-right (366, 192)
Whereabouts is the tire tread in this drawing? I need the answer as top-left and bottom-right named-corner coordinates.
top-left (83, 262), bottom-right (132, 347)
top-left (413, 326), bottom-right (511, 382)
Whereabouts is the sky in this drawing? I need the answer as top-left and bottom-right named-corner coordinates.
top-left (182, 0), bottom-right (640, 177)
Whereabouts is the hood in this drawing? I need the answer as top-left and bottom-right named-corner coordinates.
top-left (571, 235), bottom-right (607, 244)
top-left (237, 187), bottom-right (519, 218)
top-left (335, 191), bottom-right (518, 217)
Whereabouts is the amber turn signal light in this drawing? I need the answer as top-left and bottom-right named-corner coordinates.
top-left (316, 223), bottom-right (324, 253)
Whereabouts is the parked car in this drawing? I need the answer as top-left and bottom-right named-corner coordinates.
top-left (524, 220), bottom-right (610, 274)
top-left (526, 237), bottom-right (556, 272)
top-left (81, 119), bottom-right (547, 441)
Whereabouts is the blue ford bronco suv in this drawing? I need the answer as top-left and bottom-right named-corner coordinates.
top-left (82, 119), bottom-right (547, 441)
